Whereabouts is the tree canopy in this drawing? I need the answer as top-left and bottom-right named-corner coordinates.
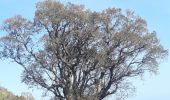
top-left (0, 0), bottom-right (167, 100)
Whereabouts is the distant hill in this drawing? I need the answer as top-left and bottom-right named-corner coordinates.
top-left (0, 86), bottom-right (34, 100)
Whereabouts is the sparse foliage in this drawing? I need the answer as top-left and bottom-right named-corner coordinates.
top-left (0, 0), bottom-right (167, 100)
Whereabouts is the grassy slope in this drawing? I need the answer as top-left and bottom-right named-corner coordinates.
top-left (0, 86), bottom-right (25, 100)
top-left (0, 87), bottom-right (8, 100)
top-left (0, 92), bottom-right (6, 100)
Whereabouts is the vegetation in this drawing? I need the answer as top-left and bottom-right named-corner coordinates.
top-left (0, 86), bottom-right (28, 100)
top-left (0, 0), bottom-right (167, 100)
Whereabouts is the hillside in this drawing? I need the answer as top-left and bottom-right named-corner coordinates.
top-left (0, 86), bottom-right (26, 100)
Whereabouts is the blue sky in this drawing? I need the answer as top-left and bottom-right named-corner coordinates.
top-left (0, 0), bottom-right (170, 100)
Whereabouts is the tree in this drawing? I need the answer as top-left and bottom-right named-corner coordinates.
top-left (21, 92), bottom-right (35, 100)
top-left (0, 0), bottom-right (167, 100)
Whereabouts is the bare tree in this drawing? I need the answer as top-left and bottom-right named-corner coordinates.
top-left (21, 92), bottom-right (35, 100)
top-left (0, 0), bottom-right (167, 100)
